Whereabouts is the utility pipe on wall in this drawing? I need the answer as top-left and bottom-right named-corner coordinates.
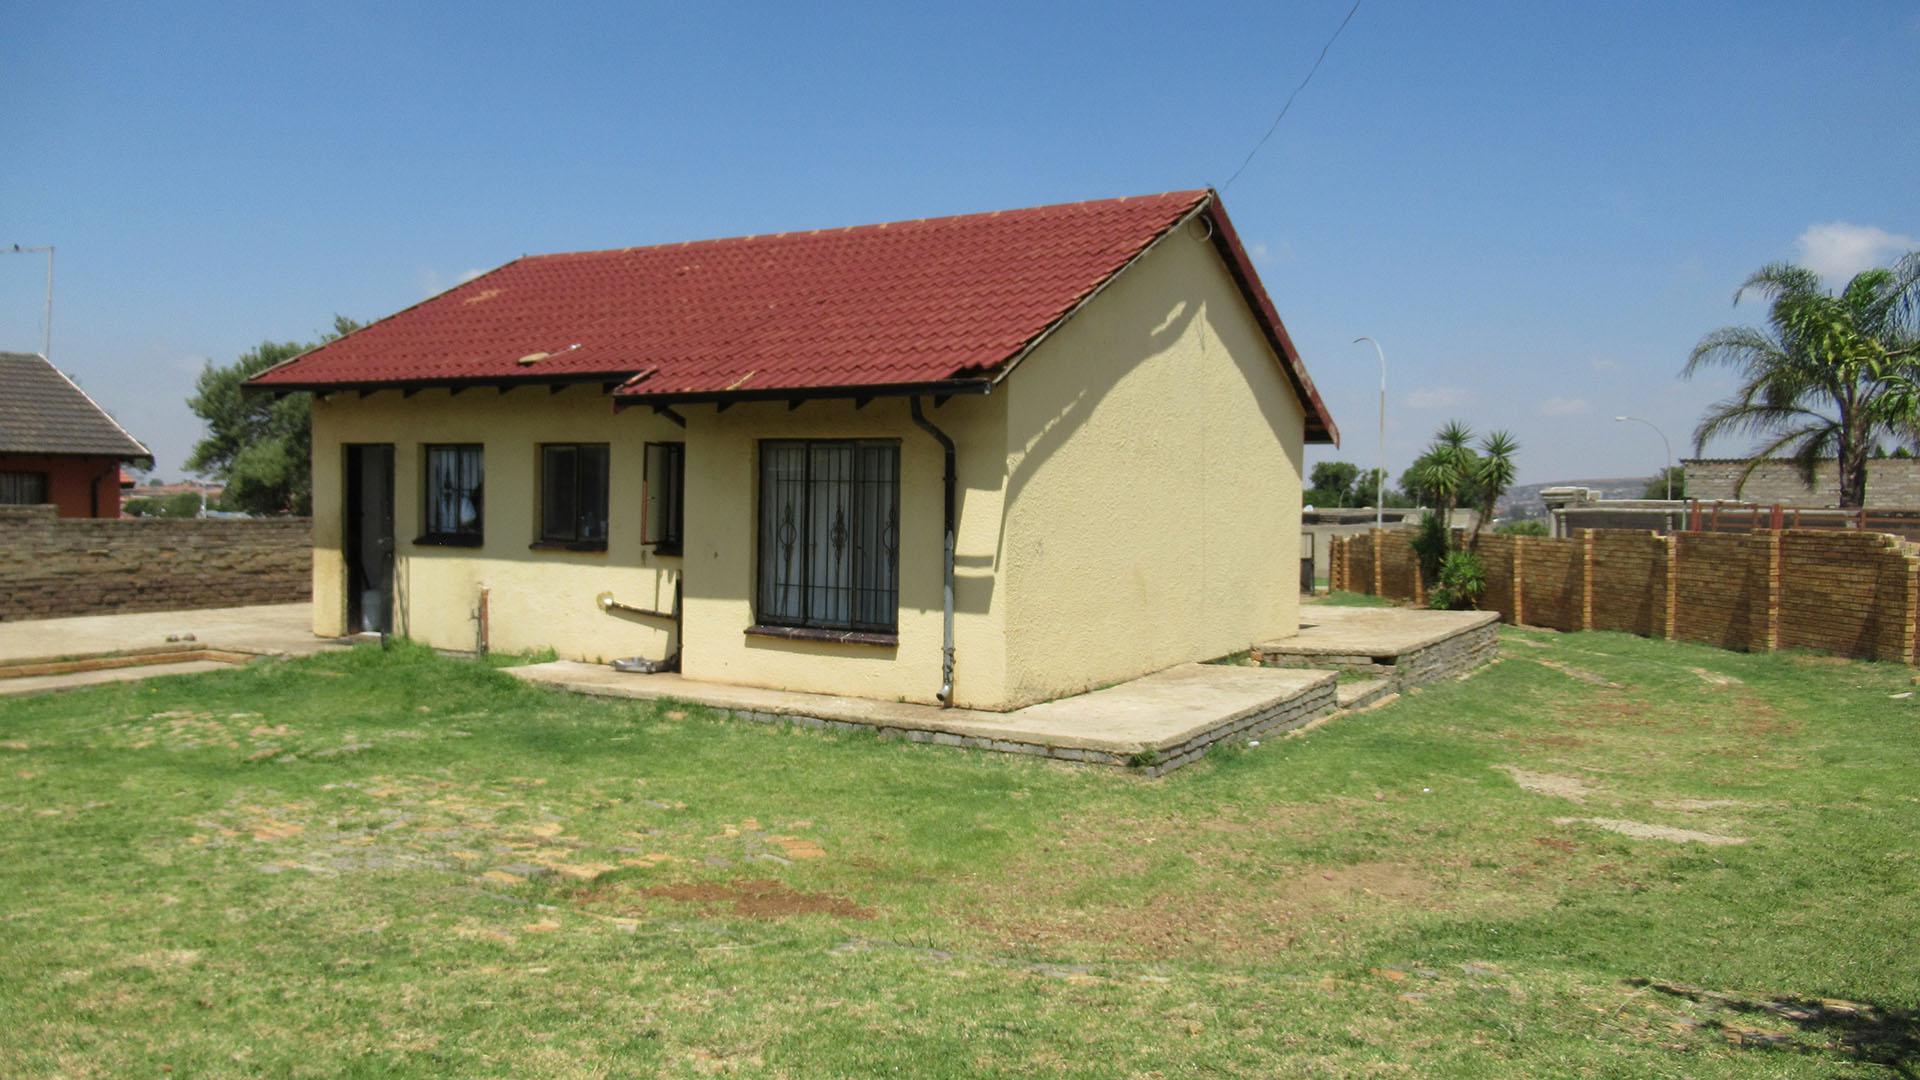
top-left (908, 396), bottom-right (957, 707)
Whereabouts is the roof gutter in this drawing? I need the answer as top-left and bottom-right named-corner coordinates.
top-left (612, 378), bottom-right (992, 411)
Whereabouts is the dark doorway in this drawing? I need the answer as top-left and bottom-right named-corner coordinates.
top-left (345, 444), bottom-right (395, 634)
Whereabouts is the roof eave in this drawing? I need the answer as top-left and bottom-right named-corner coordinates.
top-left (242, 370), bottom-right (636, 397)
top-left (1198, 195), bottom-right (1340, 446)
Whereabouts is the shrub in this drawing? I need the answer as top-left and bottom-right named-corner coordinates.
top-left (1429, 550), bottom-right (1487, 610)
top-left (1409, 511), bottom-right (1450, 586)
top-left (1495, 519), bottom-right (1549, 537)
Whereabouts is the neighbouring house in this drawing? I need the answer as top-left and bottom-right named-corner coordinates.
top-left (1683, 457), bottom-right (1920, 508)
top-left (248, 190), bottom-right (1339, 710)
top-left (0, 352), bottom-right (152, 518)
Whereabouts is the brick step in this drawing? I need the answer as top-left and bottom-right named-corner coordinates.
top-left (1335, 678), bottom-right (1393, 710)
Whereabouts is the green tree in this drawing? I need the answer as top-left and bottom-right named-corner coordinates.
top-left (1354, 467), bottom-right (1411, 508)
top-left (186, 316), bottom-right (360, 515)
top-left (1305, 460), bottom-right (1362, 507)
top-left (1684, 255), bottom-right (1920, 508)
top-left (1467, 430), bottom-right (1519, 548)
top-left (1641, 465), bottom-right (1686, 500)
top-left (122, 491), bottom-right (206, 518)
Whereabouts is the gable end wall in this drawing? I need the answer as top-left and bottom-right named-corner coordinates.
top-left (998, 219), bottom-right (1308, 706)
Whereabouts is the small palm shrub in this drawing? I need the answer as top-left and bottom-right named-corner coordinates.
top-left (1429, 550), bottom-right (1487, 610)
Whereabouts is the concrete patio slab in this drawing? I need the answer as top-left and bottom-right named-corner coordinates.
top-left (0, 603), bottom-right (343, 696)
top-left (0, 603), bottom-right (333, 666)
top-left (507, 660), bottom-right (1338, 774)
top-left (1255, 606), bottom-right (1499, 689)
top-left (1263, 606), bottom-right (1500, 657)
top-left (0, 659), bottom-right (238, 698)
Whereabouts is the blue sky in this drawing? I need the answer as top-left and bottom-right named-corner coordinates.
top-left (4, 1), bottom-right (1916, 485)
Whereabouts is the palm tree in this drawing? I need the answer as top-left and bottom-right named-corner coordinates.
top-left (1415, 420), bottom-right (1476, 531)
top-left (1468, 430), bottom-right (1519, 548)
top-left (1684, 255), bottom-right (1920, 508)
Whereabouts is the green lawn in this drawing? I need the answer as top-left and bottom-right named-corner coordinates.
top-left (2, 630), bottom-right (1917, 1077)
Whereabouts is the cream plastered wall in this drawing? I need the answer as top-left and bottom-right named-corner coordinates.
top-left (678, 395), bottom-right (1010, 709)
top-left (310, 386), bottom-right (686, 660)
top-left (998, 219), bottom-right (1308, 705)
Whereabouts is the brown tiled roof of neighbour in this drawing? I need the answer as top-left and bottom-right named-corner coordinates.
top-left (248, 190), bottom-right (1338, 443)
top-left (0, 352), bottom-right (151, 458)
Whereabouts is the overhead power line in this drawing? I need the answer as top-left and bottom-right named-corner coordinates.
top-left (1220, 0), bottom-right (1364, 191)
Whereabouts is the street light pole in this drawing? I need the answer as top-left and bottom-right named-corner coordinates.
top-left (1354, 337), bottom-right (1387, 532)
top-left (6, 244), bottom-right (54, 361)
top-left (1615, 415), bottom-right (1673, 499)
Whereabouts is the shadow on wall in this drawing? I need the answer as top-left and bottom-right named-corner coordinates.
top-left (996, 291), bottom-right (1203, 563)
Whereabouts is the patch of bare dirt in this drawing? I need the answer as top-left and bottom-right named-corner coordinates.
top-left (1554, 817), bottom-right (1746, 845)
top-left (966, 860), bottom-right (1458, 962)
top-left (1656, 798), bottom-right (1758, 812)
top-left (1503, 730), bottom-right (1593, 750)
top-left (581, 878), bottom-right (874, 920)
top-left (1535, 659), bottom-right (1624, 689)
top-left (1687, 667), bottom-right (1742, 687)
top-left (1494, 765), bottom-right (1596, 802)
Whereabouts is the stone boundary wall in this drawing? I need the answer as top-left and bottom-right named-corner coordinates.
top-left (1327, 526), bottom-right (1920, 663)
top-left (0, 505), bottom-right (312, 622)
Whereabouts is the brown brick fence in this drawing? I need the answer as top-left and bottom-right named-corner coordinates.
top-left (0, 505), bottom-right (312, 621)
top-left (1328, 526), bottom-right (1920, 663)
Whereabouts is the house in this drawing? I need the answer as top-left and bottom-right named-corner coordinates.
top-left (0, 352), bottom-right (152, 518)
top-left (248, 190), bottom-right (1338, 710)
top-left (1683, 457), bottom-right (1920, 508)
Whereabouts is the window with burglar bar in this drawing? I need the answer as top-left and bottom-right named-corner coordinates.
top-left (756, 440), bottom-right (900, 633)
top-left (644, 441), bottom-right (685, 555)
top-left (422, 445), bottom-right (483, 544)
top-left (0, 472), bottom-right (49, 506)
top-left (539, 443), bottom-right (610, 548)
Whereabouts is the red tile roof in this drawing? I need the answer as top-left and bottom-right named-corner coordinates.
top-left (250, 190), bottom-right (1335, 442)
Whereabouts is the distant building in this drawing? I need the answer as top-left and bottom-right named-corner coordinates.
top-left (1683, 458), bottom-right (1920, 508)
top-left (0, 352), bottom-right (152, 518)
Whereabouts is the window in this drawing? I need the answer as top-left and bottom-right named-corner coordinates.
top-left (538, 443), bottom-right (610, 548)
top-left (643, 442), bottom-right (685, 555)
top-left (420, 445), bottom-right (484, 545)
top-left (756, 440), bottom-right (899, 635)
top-left (0, 472), bottom-right (49, 506)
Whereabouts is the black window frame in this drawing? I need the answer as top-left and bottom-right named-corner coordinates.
top-left (0, 471), bottom-right (50, 506)
top-left (643, 441), bottom-right (685, 556)
top-left (536, 443), bottom-right (611, 551)
top-left (754, 439), bottom-right (901, 638)
top-left (417, 444), bottom-right (485, 547)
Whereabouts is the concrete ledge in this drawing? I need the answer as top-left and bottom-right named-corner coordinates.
top-left (505, 661), bottom-right (1338, 774)
top-left (1254, 607), bottom-right (1500, 690)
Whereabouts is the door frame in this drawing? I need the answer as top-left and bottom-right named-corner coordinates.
top-left (344, 443), bottom-right (396, 635)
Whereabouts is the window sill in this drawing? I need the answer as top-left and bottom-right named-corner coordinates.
top-left (529, 540), bottom-right (608, 553)
top-left (647, 544), bottom-right (683, 558)
top-left (745, 624), bottom-right (898, 648)
top-left (414, 534), bottom-right (483, 548)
